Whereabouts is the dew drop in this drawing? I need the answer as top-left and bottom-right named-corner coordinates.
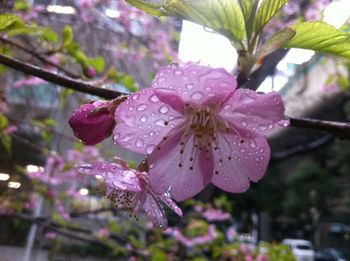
top-left (249, 140), bottom-right (256, 148)
top-left (121, 134), bottom-right (134, 142)
top-left (174, 70), bottom-right (183, 75)
top-left (132, 94), bottom-right (139, 100)
top-left (135, 139), bottom-right (144, 147)
top-left (149, 131), bottom-right (155, 136)
top-left (242, 121), bottom-right (247, 127)
top-left (155, 119), bottom-right (165, 126)
top-left (159, 105), bottom-right (169, 114)
top-left (149, 94), bottom-right (160, 103)
top-left (136, 104), bottom-right (148, 111)
top-left (186, 83), bottom-right (194, 90)
top-left (157, 77), bottom-right (166, 83)
top-left (145, 144), bottom-right (156, 154)
top-left (140, 115), bottom-right (148, 123)
top-left (191, 91), bottom-right (204, 101)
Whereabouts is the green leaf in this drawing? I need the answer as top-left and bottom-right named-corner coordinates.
top-left (14, 0), bottom-right (30, 11)
top-left (256, 27), bottom-right (296, 60)
top-left (125, 0), bottom-right (164, 16)
top-left (0, 14), bottom-right (24, 31)
top-left (0, 132), bottom-right (12, 155)
top-left (126, 0), bottom-right (246, 47)
top-left (337, 75), bottom-right (349, 91)
top-left (254, 0), bottom-right (288, 35)
top-left (8, 26), bottom-right (58, 43)
top-left (62, 25), bottom-right (74, 48)
top-left (284, 21), bottom-right (350, 59)
top-left (87, 56), bottom-right (105, 73)
top-left (0, 113), bottom-right (9, 129)
top-left (238, 0), bottom-right (259, 40)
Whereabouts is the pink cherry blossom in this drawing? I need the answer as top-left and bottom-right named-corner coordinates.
top-left (164, 224), bottom-right (218, 248)
top-left (13, 76), bottom-right (46, 89)
top-left (69, 100), bottom-right (116, 145)
top-left (78, 158), bottom-right (183, 228)
top-left (202, 208), bottom-right (231, 222)
top-left (114, 63), bottom-right (287, 201)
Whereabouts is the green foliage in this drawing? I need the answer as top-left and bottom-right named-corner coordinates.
top-left (260, 242), bottom-right (296, 261)
top-left (62, 25), bottom-right (74, 48)
top-left (14, 0), bottom-right (30, 12)
top-left (284, 21), bottom-right (350, 59)
top-left (149, 247), bottom-right (168, 261)
top-left (253, 0), bottom-right (288, 36)
top-left (108, 67), bottom-right (139, 92)
top-left (126, 0), bottom-right (246, 48)
top-left (0, 14), bottom-right (24, 31)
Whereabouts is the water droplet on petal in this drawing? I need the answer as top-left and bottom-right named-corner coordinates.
top-left (149, 131), bottom-right (155, 136)
top-left (159, 105), bottom-right (169, 114)
top-left (145, 145), bottom-right (156, 154)
top-left (132, 94), bottom-right (139, 100)
top-left (249, 140), bottom-right (256, 148)
top-left (157, 77), bottom-right (166, 83)
top-left (140, 115), bottom-right (148, 123)
top-left (242, 121), bottom-right (247, 127)
top-left (149, 94), bottom-right (160, 103)
top-left (174, 70), bottom-right (183, 75)
top-left (191, 91), bottom-right (204, 101)
top-left (122, 134), bottom-right (134, 142)
top-left (186, 84), bottom-right (194, 90)
top-left (136, 104), bottom-right (148, 111)
top-left (134, 139), bottom-right (143, 148)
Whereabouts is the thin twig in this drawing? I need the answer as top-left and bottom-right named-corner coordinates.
top-left (0, 54), bottom-right (123, 99)
top-left (1, 53), bottom-right (350, 139)
top-left (0, 36), bottom-right (79, 78)
top-left (288, 117), bottom-right (350, 139)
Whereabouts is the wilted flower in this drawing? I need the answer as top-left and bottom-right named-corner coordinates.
top-left (114, 62), bottom-right (287, 201)
top-left (69, 100), bottom-right (116, 145)
top-left (78, 158), bottom-right (182, 228)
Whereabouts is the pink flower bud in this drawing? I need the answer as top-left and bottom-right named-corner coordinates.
top-left (69, 101), bottom-right (116, 145)
top-left (83, 66), bottom-right (97, 79)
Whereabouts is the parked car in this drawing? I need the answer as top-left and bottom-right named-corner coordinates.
top-left (282, 238), bottom-right (315, 261)
top-left (315, 248), bottom-right (347, 261)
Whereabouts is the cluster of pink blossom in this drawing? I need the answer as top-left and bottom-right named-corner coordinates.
top-left (71, 62), bottom-right (287, 227)
top-left (194, 205), bottom-right (231, 222)
top-left (75, 0), bottom-right (177, 65)
top-left (26, 147), bottom-right (102, 220)
top-left (164, 224), bottom-right (218, 248)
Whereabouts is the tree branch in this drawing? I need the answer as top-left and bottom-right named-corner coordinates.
top-left (0, 36), bottom-right (79, 79)
top-left (288, 117), bottom-right (350, 139)
top-left (0, 54), bottom-right (123, 99)
top-left (271, 134), bottom-right (334, 161)
top-left (1, 53), bottom-right (350, 139)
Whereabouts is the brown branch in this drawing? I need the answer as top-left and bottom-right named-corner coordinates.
top-left (0, 36), bottom-right (79, 79)
top-left (289, 117), bottom-right (350, 139)
top-left (1, 52), bottom-right (350, 139)
top-left (0, 54), bottom-right (124, 99)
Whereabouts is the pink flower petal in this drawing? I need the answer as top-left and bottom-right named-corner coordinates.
top-left (152, 63), bottom-right (236, 106)
top-left (143, 192), bottom-right (167, 228)
top-left (148, 130), bottom-right (213, 201)
top-left (220, 90), bottom-right (287, 135)
top-left (211, 133), bottom-right (270, 193)
top-left (114, 88), bottom-right (184, 154)
top-left (78, 162), bottom-right (143, 192)
top-left (158, 194), bottom-right (183, 217)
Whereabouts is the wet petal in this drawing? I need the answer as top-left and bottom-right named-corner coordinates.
top-left (158, 193), bottom-right (183, 217)
top-left (211, 133), bottom-right (270, 193)
top-left (143, 192), bottom-right (168, 229)
top-left (114, 88), bottom-right (184, 154)
top-left (148, 130), bottom-right (213, 201)
top-left (220, 90), bottom-right (286, 135)
top-left (78, 162), bottom-right (143, 192)
top-left (152, 63), bottom-right (236, 106)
